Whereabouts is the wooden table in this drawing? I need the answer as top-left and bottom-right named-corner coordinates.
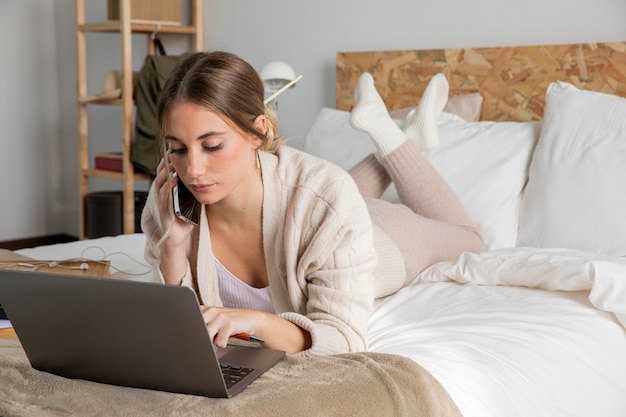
top-left (0, 328), bottom-right (17, 339)
top-left (0, 259), bottom-right (111, 340)
top-left (0, 259), bottom-right (110, 277)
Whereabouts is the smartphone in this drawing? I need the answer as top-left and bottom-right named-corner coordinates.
top-left (172, 176), bottom-right (201, 225)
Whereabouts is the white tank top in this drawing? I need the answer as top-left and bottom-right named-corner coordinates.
top-left (215, 258), bottom-right (275, 313)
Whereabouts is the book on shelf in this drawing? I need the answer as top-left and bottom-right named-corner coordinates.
top-left (94, 152), bottom-right (123, 172)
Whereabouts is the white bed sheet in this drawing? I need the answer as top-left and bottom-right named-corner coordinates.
top-left (370, 247), bottom-right (626, 417)
top-left (370, 283), bottom-right (626, 417)
top-left (15, 235), bottom-right (626, 417)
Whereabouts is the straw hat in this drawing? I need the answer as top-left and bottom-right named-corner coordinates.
top-left (80, 70), bottom-right (137, 103)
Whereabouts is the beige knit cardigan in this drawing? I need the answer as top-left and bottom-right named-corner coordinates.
top-left (142, 146), bottom-right (403, 356)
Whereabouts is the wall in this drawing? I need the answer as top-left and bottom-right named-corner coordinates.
top-left (0, 1), bottom-right (63, 241)
top-left (206, 0), bottom-right (626, 148)
top-left (0, 0), bottom-right (189, 242)
top-left (1, 0), bottom-right (625, 241)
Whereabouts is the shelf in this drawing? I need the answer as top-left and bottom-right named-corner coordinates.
top-left (76, 0), bottom-right (203, 239)
top-left (78, 21), bottom-right (198, 35)
top-left (78, 97), bottom-right (123, 105)
top-left (81, 168), bottom-right (152, 182)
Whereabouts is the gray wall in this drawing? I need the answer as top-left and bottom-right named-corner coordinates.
top-left (1, 0), bottom-right (625, 241)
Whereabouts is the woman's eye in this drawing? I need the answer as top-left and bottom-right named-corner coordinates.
top-left (168, 148), bottom-right (186, 155)
top-left (204, 144), bottom-right (223, 152)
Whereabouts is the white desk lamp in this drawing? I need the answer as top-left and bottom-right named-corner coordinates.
top-left (259, 61), bottom-right (302, 108)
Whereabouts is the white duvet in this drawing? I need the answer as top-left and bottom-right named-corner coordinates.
top-left (17, 237), bottom-right (626, 417)
top-left (369, 248), bottom-right (626, 417)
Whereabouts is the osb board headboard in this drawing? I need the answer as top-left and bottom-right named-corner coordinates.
top-left (336, 42), bottom-right (626, 121)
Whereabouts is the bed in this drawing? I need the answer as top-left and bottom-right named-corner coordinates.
top-left (2, 42), bottom-right (626, 417)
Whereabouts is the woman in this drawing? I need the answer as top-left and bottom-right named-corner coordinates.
top-left (141, 51), bottom-right (483, 357)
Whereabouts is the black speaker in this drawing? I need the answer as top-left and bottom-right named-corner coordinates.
top-left (86, 191), bottom-right (149, 238)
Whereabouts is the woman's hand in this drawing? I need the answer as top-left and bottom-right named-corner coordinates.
top-left (200, 306), bottom-right (312, 354)
top-left (154, 158), bottom-right (195, 245)
top-left (154, 157), bottom-right (196, 284)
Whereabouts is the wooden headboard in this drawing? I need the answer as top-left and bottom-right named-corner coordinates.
top-left (336, 42), bottom-right (626, 121)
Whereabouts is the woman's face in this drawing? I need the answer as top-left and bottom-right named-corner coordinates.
top-left (165, 101), bottom-right (265, 206)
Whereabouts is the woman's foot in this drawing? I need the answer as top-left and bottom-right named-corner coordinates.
top-left (350, 72), bottom-right (408, 158)
top-left (401, 73), bottom-right (449, 151)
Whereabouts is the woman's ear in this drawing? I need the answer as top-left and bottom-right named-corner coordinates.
top-left (253, 115), bottom-right (267, 136)
top-left (249, 115), bottom-right (267, 149)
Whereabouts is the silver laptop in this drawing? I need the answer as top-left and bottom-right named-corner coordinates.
top-left (0, 269), bottom-right (285, 398)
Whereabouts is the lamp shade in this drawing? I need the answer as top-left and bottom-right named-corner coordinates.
top-left (259, 61), bottom-right (297, 93)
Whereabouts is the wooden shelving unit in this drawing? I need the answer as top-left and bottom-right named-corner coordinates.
top-left (75, 0), bottom-right (203, 239)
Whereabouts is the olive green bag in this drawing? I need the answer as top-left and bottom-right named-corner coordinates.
top-left (131, 54), bottom-right (186, 176)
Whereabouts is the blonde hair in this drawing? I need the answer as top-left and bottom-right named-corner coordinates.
top-left (157, 51), bottom-right (284, 153)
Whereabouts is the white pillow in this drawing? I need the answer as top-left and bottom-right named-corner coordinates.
top-left (389, 92), bottom-right (484, 122)
top-left (304, 108), bottom-right (541, 250)
top-left (517, 81), bottom-right (626, 256)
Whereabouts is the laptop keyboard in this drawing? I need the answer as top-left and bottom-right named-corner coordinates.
top-left (220, 364), bottom-right (254, 389)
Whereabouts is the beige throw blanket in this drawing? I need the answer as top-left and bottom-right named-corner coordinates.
top-left (0, 338), bottom-right (461, 417)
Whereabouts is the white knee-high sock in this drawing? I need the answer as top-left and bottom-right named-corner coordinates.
top-left (350, 72), bottom-right (408, 159)
top-left (401, 73), bottom-right (449, 151)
